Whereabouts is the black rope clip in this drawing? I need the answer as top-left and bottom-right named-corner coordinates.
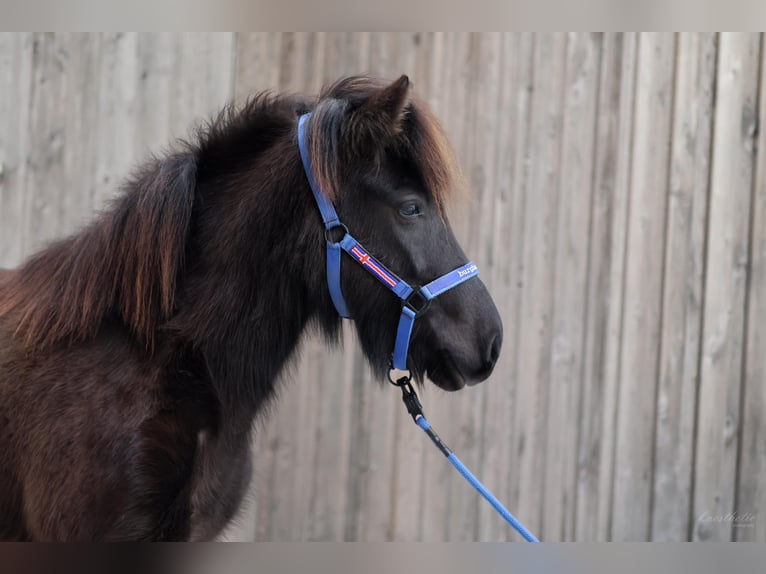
top-left (388, 368), bottom-right (423, 421)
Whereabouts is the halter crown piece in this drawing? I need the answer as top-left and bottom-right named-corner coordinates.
top-left (297, 113), bottom-right (480, 372)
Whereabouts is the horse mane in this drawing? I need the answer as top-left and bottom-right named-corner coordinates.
top-left (307, 76), bottom-right (464, 212)
top-left (0, 77), bottom-right (462, 354)
top-left (0, 151), bottom-right (197, 351)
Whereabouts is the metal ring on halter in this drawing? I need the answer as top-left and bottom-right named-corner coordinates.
top-left (388, 365), bottom-right (411, 386)
top-left (324, 223), bottom-right (349, 245)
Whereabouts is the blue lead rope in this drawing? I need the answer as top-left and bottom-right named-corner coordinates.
top-left (394, 377), bottom-right (539, 542)
top-left (415, 416), bottom-right (539, 542)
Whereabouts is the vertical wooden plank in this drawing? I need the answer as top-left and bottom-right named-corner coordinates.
top-left (469, 32), bottom-right (534, 542)
top-left (234, 32), bottom-right (282, 102)
top-left (10, 33), bottom-right (108, 259)
top-left (693, 32), bottom-right (761, 542)
top-left (737, 33), bottom-right (766, 542)
top-left (470, 32), bottom-right (516, 541)
top-left (56, 34), bottom-right (103, 237)
top-left (575, 32), bottom-right (637, 541)
top-left (169, 34), bottom-right (235, 136)
top-left (496, 33), bottom-right (537, 542)
top-left (93, 32), bottom-right (139, 212)
top-left (275, 32), bottom-right (320, 93)
top-left (320, 32), bottom-right (371, 85)
top-left (508, 32), bottom-right (568, 538)
top-left (341, 343), bottom-right (398, 541)
top-left (0, 33), bottom-right (34, 269)
top-left (651, 33), bottom-right (716, 542)
top-left (542, 32), bottom-right (601, 542)
top-left (135, 33), bottom-right (235, 149)
top-left (134, 34), bottom-right (174, 151)
top-left (20, 33), bottom-right (81, 253)
top-left (414, 32), bottom-right (456, 542)
top-left (611, 32), bottom-right (676, 541)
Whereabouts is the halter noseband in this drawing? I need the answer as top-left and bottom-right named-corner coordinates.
top-left (297, 113), bottom-right (480, 372)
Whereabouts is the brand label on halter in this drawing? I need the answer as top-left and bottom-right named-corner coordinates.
top-left (458, 263), bottom-right (478, 277)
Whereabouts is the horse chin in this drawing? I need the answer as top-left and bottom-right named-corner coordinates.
top-left (425, 351), bottom-right (467, 392)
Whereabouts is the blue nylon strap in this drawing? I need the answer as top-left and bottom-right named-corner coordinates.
top-left (392, 307), bottom-right (417, 370)
top-left (391, 262), bottom-right (479, 370)
top-left (415, 416), bottom-right (539, 542)
top-left (298, 114), bottom-right (351, 318)
top-left (421, 261), bottom-right (479, 300)
top-left (339, 234), bottom-right (414, 300)
top-left (326, 242), bottom-right (351, 318)
top-left (298, 114), bottom-right (340, 230)
top-left (335, 234), bottom-right (478, 371)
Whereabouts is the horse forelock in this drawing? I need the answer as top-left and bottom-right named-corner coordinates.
top-left (307, 75), bottom-right (464, 214)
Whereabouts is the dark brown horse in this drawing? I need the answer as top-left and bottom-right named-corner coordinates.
top-left (0, 75), bottom-right (503, 541)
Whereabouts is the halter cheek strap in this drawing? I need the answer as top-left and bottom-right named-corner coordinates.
top-left (297, 113), bottom-right (480, 371)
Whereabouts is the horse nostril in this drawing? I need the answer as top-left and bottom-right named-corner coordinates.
top-left (470, 335), bottom-right (502, 383)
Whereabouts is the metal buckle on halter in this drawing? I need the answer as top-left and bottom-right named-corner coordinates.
top-left (324, 223), bottom-right (349, 245)
top-left (403, 288), bottom-right (430, 315)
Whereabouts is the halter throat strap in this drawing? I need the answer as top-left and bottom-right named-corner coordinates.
top-left (297, 113), bottom-right (479, 370)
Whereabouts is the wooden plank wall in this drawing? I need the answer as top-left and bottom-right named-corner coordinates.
top-left (1, 32), bottom-right (764, 541)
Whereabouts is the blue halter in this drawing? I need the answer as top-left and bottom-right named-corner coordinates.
top-left (297, 113), bottom-right (539, 542)
top-left (297, 113), bottom-right (480, 371)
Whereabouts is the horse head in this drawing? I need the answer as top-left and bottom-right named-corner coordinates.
top-left (304, 76), bottom-right (503, 391)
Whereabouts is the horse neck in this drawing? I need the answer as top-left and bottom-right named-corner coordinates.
top-left (170, 135), bottom-right (341, 424)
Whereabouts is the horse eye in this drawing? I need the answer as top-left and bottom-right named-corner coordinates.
top-left (399, 203), bottom-right (421, 218)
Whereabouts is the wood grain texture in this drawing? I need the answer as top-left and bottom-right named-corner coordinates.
top-left (509, 32), bottom-right (568, 538)
top-left (541, 32), bottom-right (601, 542)
top-left (0, 33), bottom-right (34, 268)
top-left (737, 34), bottom-right (766, 542)
top-left (3, 32), bottom-right (766, 541)
top-left (693, 32), bottom-right (761, 542)
top-left (651, 33), bottom-right (716, 542)
top-left (611, 32), bottom-right (676, 541)
top-left (575, 32), bottom-right (636, 541)
top-left (472, 32), bottom-right (527, 543)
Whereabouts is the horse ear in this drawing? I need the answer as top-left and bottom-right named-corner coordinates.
top-left (364, 74), bottom-right (411, 125)
top-left (348, 75), bottom-right (411, 145)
